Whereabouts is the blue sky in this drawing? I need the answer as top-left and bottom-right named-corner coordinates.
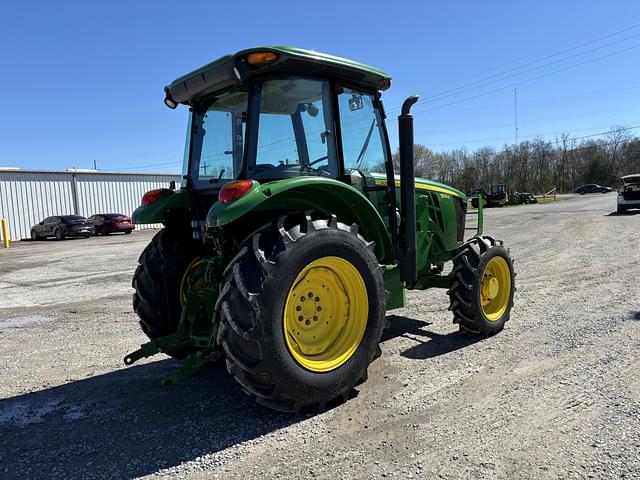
top-left (0, 1), bottom-right (639, 172)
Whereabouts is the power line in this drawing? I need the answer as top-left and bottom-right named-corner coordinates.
top-left (417, 32), bottom-right (640, 108)
top-left (410, 43), bottom-right (640, 117)
top-left (115, 159), bottom-right (182, 171)
top-left (413, 106), bottom-right (640, 137)
top-left (400, 31), bottom-right (640, 110)
top-left (571, 125), bottom-right (640, 142)
top-left (502, 137), bottom-right (638, 158)
top-left (423, 125), bottom-right (640, 149)
top-left (387, 22), bottom-right (640, 113)
top-left (423, 23), bottom-right (640, 99)
top-left (411, 85), bottom-right (640, 117)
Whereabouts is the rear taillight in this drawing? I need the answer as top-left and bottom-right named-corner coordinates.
top-left (141, 189), bottom-right (173, 207)
top-left (218, 180), bottom-right (254, 204)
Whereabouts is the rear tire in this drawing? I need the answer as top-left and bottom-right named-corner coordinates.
top-left (31, 230), bottom-right (39, 241)
top-left (216, 213), bottom-right (386, 412)
top-left (617, 205), bottom-right (627, 214)
top-left (55, 229), bottom-right (64, 240)
top-left (132, 229), bottom-right (202, 359)
top-left (448, 236), bottom-right (515, 334)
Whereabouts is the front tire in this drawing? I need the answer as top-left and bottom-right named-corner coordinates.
top-left (216, 214), bottom-right (386, 412)
top-left (31, 230), bottom-right (39, 241)
top-left (448, 236), bottom-right (515, 334)
top-left (132, 229), bottom-right (202, 358)
top-left (55, 229), bottom-right (64, 240)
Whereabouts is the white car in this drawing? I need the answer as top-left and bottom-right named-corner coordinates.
top-left (617, 174), bottom-right (640, 213)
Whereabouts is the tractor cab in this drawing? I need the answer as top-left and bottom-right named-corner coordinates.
top-left (167, 47), bottom-right (395, 227)
top-left (490, 184), bottom-right (506, 196)
top-left (182, 77), bottom-right (389, 188)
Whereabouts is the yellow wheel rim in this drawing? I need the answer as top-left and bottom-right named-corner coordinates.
top-left (180, 257), bottom-right (205, 305)
top-left (480, 256), bottom-right (511, 321)
top-left (283, 256), bottom-right (368, 373)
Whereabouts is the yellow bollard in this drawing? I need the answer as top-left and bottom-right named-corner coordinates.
top-left (1, 217), bottom-right (9, 249)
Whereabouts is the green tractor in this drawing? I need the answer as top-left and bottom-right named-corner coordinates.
top-left (469, 184), bottom-right (509, 208)
top-left (125, 47), bottom-right (515, 412)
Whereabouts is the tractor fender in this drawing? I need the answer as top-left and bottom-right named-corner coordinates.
top-left (132, 190), bottom-right (191, 225)
top-left (206, 177), bottom-right (394, 263)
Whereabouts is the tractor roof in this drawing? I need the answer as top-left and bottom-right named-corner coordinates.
top-left (164, 46), bottom-right (391, 107)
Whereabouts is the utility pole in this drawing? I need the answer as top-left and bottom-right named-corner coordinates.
top-left (514, 87), bottom-right (519, 146)
top-left (93, 159), bottom-right (97, 170)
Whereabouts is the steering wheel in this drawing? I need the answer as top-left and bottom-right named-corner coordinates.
top-left (308, 155), bottom-right (328, 167)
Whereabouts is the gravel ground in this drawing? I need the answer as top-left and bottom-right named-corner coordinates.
top-left (1, 193), bottom-right (639, 480)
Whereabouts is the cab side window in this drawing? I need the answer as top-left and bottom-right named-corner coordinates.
top-left (338, 88), bottom-right (387, 173)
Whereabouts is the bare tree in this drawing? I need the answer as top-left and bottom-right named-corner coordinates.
top-left (391, 126), bottom-right (638, 193)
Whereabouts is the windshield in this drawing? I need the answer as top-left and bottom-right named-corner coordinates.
top-left (248, 78), bottom-right (338, 180)
top-left (186, 78), bottom-right (341, 188)
top-left (189, 90), bottom-right (248, 187)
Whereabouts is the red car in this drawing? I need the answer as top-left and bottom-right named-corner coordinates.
top-left (88, 213), bottom-right (134, 235)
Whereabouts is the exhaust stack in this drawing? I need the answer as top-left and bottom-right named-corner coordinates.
top-left (398, 96), bottom-right (419, 283)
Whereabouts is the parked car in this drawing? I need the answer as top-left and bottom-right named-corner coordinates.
top-left (88, 213), bottom-right (134, 235)
top-left (617, 174), bottom-right (640, 213)
top-left (31, 215), bottom-right (95, 240)
top-left (575, 184), bottom-right (612, 194)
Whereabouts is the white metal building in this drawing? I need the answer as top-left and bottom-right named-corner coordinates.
top-left (0, 170), bottom-right (180, 240)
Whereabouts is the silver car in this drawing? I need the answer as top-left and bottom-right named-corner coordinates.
top-left (617, 174), bottom-right (640, 213)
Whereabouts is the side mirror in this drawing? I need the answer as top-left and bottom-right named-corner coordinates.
top-left (39, 221), bottom-right (44, 225)
top-left (306, 103), bottom-right (319, 117)
top-left (169, 180), bottom-right (176, 190)
top-left (349, 95), bottom-right (363, 111)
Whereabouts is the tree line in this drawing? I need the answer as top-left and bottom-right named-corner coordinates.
top-left (392, 126), bottom-right (640, 194)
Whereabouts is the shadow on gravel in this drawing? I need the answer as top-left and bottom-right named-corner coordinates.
top-left (2, 314), bottom-right (492, 478)
top-left (0, 359), bottom-right (301, 479)
top-left (382, 315), bottom-right (482, 359)
top-left (606, 210), bottom-right (640, 216)
top-left (632, 312), bottom-right (640, 320)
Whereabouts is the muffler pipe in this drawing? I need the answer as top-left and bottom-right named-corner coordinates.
top-left (398, 96), bottom-right (419, 283)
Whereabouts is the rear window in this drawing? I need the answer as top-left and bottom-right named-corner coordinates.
top-left (623, 176), bottom-right (640, 185)
top-left (61, 215), bottom-right (86, 222)
top-left (103, 213), bottom-right (127, 219)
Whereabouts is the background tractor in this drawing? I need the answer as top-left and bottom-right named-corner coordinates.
top-left (124, 47), bottom-right (516, 412)
top-left (508, 191), bottom-right (538, 206)
top-left (469, 184), bottom-right (510, 208)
